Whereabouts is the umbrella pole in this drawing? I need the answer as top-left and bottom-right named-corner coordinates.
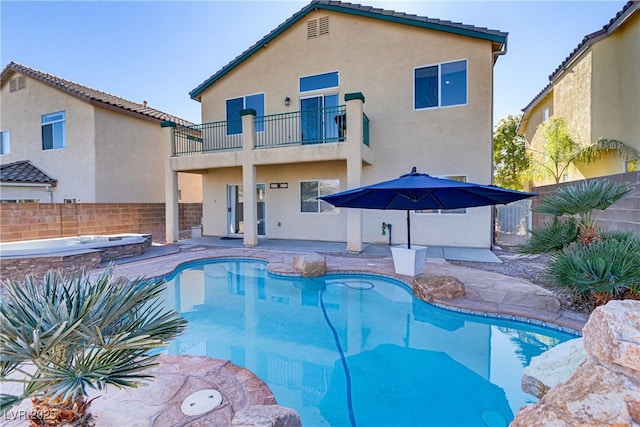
top-left (406, 210), bottom-right (411, 249)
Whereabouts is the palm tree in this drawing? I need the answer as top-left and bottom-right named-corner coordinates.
top-left (0, 266), bottom-right (186, 427)
top-left (526, 118), bottom-right (640, 185)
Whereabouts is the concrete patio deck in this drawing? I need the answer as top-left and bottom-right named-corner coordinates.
top-left (1, 239), bottom-right (589, 426)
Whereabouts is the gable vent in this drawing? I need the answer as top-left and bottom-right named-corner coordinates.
top-left (319, 16), bottom-right (329, 36)
top-left (9, 76), bottom-right (26, 93)
top-left (307, 19), bottom-right (318, 39)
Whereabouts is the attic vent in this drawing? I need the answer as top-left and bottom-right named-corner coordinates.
top-left (307, 16), bottom-right (329, 39)
top-left (307, 19), bottom-right (318, 39)
top-left (9, 76), bottom-right (26, 93)
top-left (319, 16), bottom-right (329, 36)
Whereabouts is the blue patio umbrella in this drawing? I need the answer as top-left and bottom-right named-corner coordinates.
top-left (318, 167), bottom-right (535, 248)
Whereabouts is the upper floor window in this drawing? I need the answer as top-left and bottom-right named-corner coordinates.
top-left (300, 71), bottom-right (339, 93)
top-left (414, 59), bottom-right (467, 109)
top-left (543, 108), bottom-right (550, 122)
top-left (0, 130), bottom-right (9, 155)
top-left (300, 179), bottom-right (339, 213)
top-left (42, 111), bottom-right (66, 150)
top-left (226, 93), bottom-right (265, 135)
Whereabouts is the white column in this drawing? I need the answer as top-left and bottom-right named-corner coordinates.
top-left (162, 121), bottom-right (179, 243)
top-left (241, 109), bottom-right (258, 247)
top-left (345, 93), bottom-right (365, 253)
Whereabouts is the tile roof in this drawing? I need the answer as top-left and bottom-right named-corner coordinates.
top-left (190, 0), bottom-right (508, 100)
top-left (0, 62), bottom-right (192, 127)
top-left (0, 160), bottom-right (57, 185)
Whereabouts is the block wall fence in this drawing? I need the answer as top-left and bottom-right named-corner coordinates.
top-left (532, 171), bottom-right (640, 236)
top-left (0, 203), bottom-right (203, 243)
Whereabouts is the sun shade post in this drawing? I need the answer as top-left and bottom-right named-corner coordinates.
top-left (406, 210), bottom-right (411, 249)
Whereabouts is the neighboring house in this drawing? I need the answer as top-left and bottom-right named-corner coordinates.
top-left (0, 62), bottom-right (202, 203)
top-left (519, 1), bottom-right (639, 186)
top-left (164, 0), bottom-right (507, 250)
top-left (0, 160), bottom-right (57, 202)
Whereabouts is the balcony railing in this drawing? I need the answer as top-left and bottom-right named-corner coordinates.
top-left (256, 105), bottom-right (346, 148)
top-left (174, 120), bottom-right (242, 156)
top-left (172, 104), bottom-right (369, 156)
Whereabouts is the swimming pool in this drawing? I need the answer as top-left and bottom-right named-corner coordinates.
top-left (160, 259), bottom-right (574, 426)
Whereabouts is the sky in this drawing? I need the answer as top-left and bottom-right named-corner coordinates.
top-left (0, 0), bottom-right (629, 127)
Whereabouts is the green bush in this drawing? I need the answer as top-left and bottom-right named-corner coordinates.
top-left (516, 217), bottom-right (578, 255)
top-left (548, 232), bottom-right (640, 297)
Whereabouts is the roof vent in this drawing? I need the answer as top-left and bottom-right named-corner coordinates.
top-left (9, 76), bottom-right (26, 93)
top-left (319, 16), bottom-right (329, 36)
top-left (307, 19), bottom-right (318, 39)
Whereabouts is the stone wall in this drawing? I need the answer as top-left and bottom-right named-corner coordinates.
top-left (0, 203), bottom-right (203, 243)
top-left (0, 251), bottom-right (102, 285)
top-left (532, 171), bottom-right (640, 235)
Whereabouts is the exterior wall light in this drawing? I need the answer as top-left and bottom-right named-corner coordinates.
top-left (284, 97), bottom-right (290, 106)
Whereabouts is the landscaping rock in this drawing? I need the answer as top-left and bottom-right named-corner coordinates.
top-left (521, 337), bottom-right (586, 398)
top-left (412, 275), bottom-right (466, 302)
top-left (231, 405), bottom-right (302, 427)
top-left (512, 300), bottom-right (640, 427)
top-left (292, 254), bottom-right (326, 277)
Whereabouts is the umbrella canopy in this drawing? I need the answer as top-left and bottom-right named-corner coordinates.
top-left (318, 167), bottom-right (535, 248)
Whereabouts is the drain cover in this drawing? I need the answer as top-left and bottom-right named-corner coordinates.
top-left (181, 389), bottom-right (223, 416)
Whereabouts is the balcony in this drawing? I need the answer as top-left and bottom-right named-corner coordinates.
top-left (172, 105), bottom-right (370, 158)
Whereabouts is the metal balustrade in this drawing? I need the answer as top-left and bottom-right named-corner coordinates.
top-left (172, 105), bottom-right (370, 156)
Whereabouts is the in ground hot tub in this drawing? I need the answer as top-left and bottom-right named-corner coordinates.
top-left (0, 234), bottom-right (152, 282)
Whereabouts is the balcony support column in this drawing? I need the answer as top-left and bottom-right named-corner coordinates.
top-left (241, 109), bottom-right (258, 247)
top-left (161, 121), bottom-right (179, 243)
top-left (344, 92), bottom-right (365, 253)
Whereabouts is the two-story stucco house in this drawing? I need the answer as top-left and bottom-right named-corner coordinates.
top-left (0, 62), bottom-right (201, 203)
top-left (519, 1), bottom-right (639, 186)
top-left (164, 0), bottom-right (507, 251)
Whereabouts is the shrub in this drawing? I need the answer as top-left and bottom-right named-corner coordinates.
top-left (548, 233), bottom-right (640, 299)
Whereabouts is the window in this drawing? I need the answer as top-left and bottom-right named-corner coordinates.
top-left (543, 108), bottom-right (550, 122)
top-left (414, 60), bottom-right (467, 109)
top-left (300, 93), bottom-right (341, 144)
top-left (417, 175), bottom-right (468, 214)
top-left (41, 111), bottom-right (66, 150)
top-left (226, 93), bottom-right (265, 135)
top-left (0, 130), bottom-right (9, 155)
top-left (300, 71), bottom-right (339, 93)
top-left (300, 179), bottom-right (339, 213)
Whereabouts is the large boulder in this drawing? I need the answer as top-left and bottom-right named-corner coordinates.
top-left (292, 254), bottom-right (326, 277)
top-left (412, 275), bottom-right (466, 302)
top-left (521, 337), bottom-right (586, 398)
top-left (512, 300), bottom-right (640, 426)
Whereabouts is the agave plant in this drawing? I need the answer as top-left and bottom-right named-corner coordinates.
top-left (0, 266), bottom-right (186, 426)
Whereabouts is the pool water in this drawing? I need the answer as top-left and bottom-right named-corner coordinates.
top-left (160, 259), bottom-right (574, 427)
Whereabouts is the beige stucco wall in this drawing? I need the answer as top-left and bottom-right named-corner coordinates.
top-left (0, 185), bottom-right (53, 202)
top-left (0, 75), bottom-right (97, 202)
top-left (522, 10), bottom-right (639, 185)
top-left (194, 9), bottom-right (497, 247)
top-left (592, 11), bottom-right (640, 155)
